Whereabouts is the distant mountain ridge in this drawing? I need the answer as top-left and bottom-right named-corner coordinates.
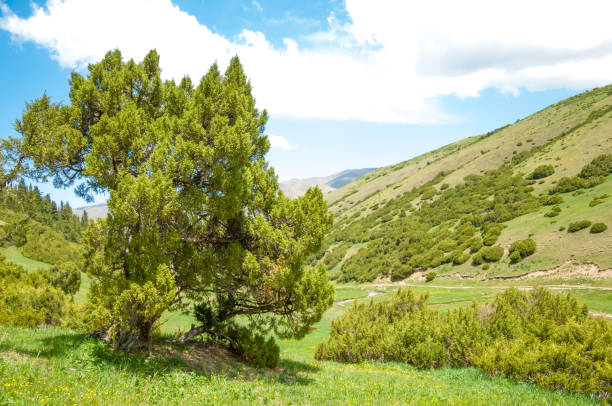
top-left (279, 168), bottom-right (376, 198)
top-left (72, 203), bottom-right (108, 220)
top-left (72, 168), bottom-right (376, 218)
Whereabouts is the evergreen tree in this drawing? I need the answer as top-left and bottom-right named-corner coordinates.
top-left (3, 49), bottom-right (334, 351)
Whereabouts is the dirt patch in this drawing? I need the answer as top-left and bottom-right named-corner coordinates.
top-left (155, 342), bottom-right (245, 375)
top-left (407, 260), bottom-right (612, 282)
top-left (589, 311), bottom-right (612, 319)
top-left (487, 260), bottom-right (612, 281)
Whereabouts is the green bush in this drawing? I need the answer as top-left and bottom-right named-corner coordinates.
top-left (41, 262), bottom-right (81, 295)
top-left (469, 238), bottom-right (483, 253)
top-left (509, 250), bottom-right (521, 264)
top-left (540, 194), bottom-right (563, 206)
top-left (550, 154), bottom-right (612, 194)
top-left (316, 288), bottom-right (610, 400)
top-left (481, 263), bottom-right (490, 270)
top-left (425, 272), bottom-right (436, 282)
top-left (453, 252), bottom-right (470, 265)
top-left (528, 165), bottom-right (554, 180)
top-left (590, 223), bottom-right (608, 233)
top-left (559, 226), bottom-right (566, 231)
top-left (482, 225), bottom-right (502, 246)
top-left (0, 261), bottom-right (66, 327)
top-left (544, 205), bottom-right (561, 217)
top-left (508, 238), bottom-right (536, 263)
top-left (480, 246), bottom-right (504, 262)
top-left (568, 220), bottom-right (592, 232)
top-left (230, 326), bottom-right (280, 369)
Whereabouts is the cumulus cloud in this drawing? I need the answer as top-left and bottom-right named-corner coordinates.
top-left (268, 135), bottom-right (295, 150)
top-left (2, 0), bottom-right (612, 124)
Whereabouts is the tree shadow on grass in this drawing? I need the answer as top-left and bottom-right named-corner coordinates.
top-left (1, 329), bottom-right (317, 386)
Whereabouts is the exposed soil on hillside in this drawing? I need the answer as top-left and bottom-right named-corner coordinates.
top-left (404, 260), bottom-right (612, 282)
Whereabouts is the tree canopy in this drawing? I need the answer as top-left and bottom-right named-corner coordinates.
top-left (2, 49), bottom-right (334, 352)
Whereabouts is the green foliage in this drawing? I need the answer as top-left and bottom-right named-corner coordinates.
top-left (0, 181), bottom-right (85, 243)
top-left (425, 272), bottom-right (436, 282)
top-left (528, 165), bottom-right (554, 180)
top-left (482, 224), bottom-right (502, 246)
top-left (508, 238), bottom-right (536, 263)
top-left (568, 220), bottom-right (592, 233)
top-left (316, 288), bottom-right (610, 400)
top-left (337, 166), bottom-right (539, 282)
top-left (453, 252), bottom-right (470, 265)
top-left (540, 194), bottom-right (564, 206)
top-left (21, 230), bottom-right (83, 265)
top-left (550, 154), bottom-right (612, 194)
top-left (589, 193), bottom-right (609, 207)
top-left (226, 324), bottom-right (280, 368)
top-left (323, 242), bottom-right (352, 269)
top-left (41, 262), bottom-right (81, 295)
top-left (5, 50), bottom-right (334, 349)
top-left (0, 260), bottom-right (66, 327)
top-left (590, 223), bottom-right (608, 233)
top-left (544, 205), bottom-right (561, 217)
top-left (480, 246), bottom-right (504, 262)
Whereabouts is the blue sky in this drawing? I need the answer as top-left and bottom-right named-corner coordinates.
top-left (1, 0), bottom-right (611, 207)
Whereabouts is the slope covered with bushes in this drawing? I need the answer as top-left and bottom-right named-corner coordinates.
top-left (315, 85), bottom-right (612, 281)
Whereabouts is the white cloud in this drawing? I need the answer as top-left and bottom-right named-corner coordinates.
top-left (268, 134), bottom-right (295, 150)
top-left (2, 0), bottom-right (612, 124)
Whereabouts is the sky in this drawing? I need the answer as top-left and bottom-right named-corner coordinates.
top-left (1, 0), bottom-right (612, 207)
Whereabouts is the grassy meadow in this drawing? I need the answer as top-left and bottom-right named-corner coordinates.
top-left (2, 282), bottom-right (610, 405)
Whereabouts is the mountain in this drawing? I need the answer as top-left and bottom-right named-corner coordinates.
top-left (72, 203), bottom-right (109, 220)
top-left (315, 85), bottom-right (612, 282)
top-left (279, 168), bottom-right (376, 198)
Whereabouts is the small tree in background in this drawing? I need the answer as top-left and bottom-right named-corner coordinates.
top-left (3, 49), bottom-right (334, 354)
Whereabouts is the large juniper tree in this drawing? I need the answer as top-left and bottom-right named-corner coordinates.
top-left (2, 49), bottom-right (334, 351)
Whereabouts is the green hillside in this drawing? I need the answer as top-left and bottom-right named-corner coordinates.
top-left (317, 85), bottom-right (612, 282)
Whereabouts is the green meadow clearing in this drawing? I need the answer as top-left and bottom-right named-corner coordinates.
top-left (1, 282), bottom-right (610, 405)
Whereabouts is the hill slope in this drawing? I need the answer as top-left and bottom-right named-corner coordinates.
top-left (317, 85), bottom-right (612, 282)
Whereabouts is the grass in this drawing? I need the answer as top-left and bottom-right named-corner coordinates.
top-left (0, 293), bottom-right (607, 405)
top-left (0, 246), bottom-right (51, 271)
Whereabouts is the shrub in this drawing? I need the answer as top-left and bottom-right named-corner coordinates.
top-left (590, 223), bottom-right (607, 233)
top-left (469, 238), bottom-right (483, 253)
top-left (41, 262), bottom-right (81, 295)
top-left (453, 252), bottom-right (470, 265)
top-left (0, 261), bottom-right (66, 327)
top-left (482, 264), bottom-right (490, 270)
top-left (425, 272), bottom-right (436, 282)
top-left (316, 288), bottom-right (610, 400)
top-left (480, 246), bottom-right (504, 262)
top-left (544, 205), bottom-right (561, 217)
top-left (508, 238), bottom-right (536, 263)
top-left (509, 250), bottom-right (521, 264)
top-left (568, 220), bottom-right (592, 232)
top-left (471, 253), bottom-right (483, 266)
top-left (528, 165), bottom-right (554, 180)
top-left (482, 225), bottom-right (502, 246)
top-left (558, 226), bottom-right (566, 231)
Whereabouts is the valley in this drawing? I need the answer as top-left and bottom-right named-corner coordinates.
top-left (0, 56), bottom-right (611, 405)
